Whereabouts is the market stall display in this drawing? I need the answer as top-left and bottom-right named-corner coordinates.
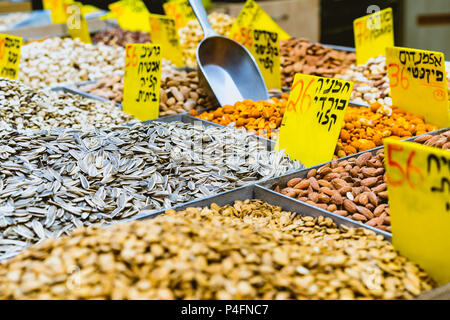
top-left (0, 79), bottom-right (134, 130)
top-left (192, 98), bottom-right (438, 157)
top-left (0, 121), bottom-right (301, 259)
top-left (91, 27), bottom-right (151, 47)
top-left (0, 0), bottom-right (448, 302)
top-left (77, 68), bottom-right (214, 116)
top-left (268, 129), bottom-right (450, 232)
top-left (0, 199), bottom-right (435, 299)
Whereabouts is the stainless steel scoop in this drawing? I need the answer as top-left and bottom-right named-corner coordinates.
top-left (188, 0), bottom-right (269, 106)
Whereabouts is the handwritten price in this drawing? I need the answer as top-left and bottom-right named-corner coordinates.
top-left (232, 27), bottom-right (253, 47)
top-left (386, 143), bottom-right (423, 188)
top-left (286, 78), bottom-right (315, 113)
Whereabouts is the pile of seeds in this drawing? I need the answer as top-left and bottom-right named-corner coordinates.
top-left (78, 67), bottom-right (213, 116)
top-left (273, 129), bottom-right (449, 232)
top-left (191, 95), bottom-right (289, 139)
top-left (19, 38), bottom-right (125, 89)
top-left (335, 103), bottom-right (438, 158)
top-left (179, 12), bottom-right (235, 67)
top-left (0, 79), bottom-right (134, 131)
top-left (0, 200), bottom-right (435, 299)
top-left (281, 38), bottom-right (356, 88)
top-left (0, 122), bottom-right (301, 259)
top-left (91, 27), bottom-right (151, 47)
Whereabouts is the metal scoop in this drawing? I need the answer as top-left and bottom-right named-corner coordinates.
top-left (188, 0), bottom-right (269, 106)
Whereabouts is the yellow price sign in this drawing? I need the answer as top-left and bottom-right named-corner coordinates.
top-left (386, 46), bottom-right (449, 128)
top-left (123, 44), bottom-right (162, 121)
top-left (228, 0), bottom-right (290, 42)
top-left (232, 27), bottom-right (281, 90)
top-left (353, 7), bottom-right (394, 65)
top-left (109, 0), bottom-right (151, 32)
top-left (0, 34), bottom-right (22, 80)
top-left (149, 14), bottom-right (184, 67)
top-left (277, 74), bottom-right (353, 166)
top-left (43, 0), bottom-right (73, 24)
top-left (66, 2), bottom-right (91, 44)
top-left (163, 0), bottom-right (196, 30)
top-left (384, 138), bottom-right (450, 285)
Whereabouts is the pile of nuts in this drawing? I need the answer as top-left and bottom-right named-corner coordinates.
top-left (78, 67), bottom-right (213, 116)
top-left (273, 129), bottom-right (450, 231)
top-left (337, 56), bottom-right (391, 107)
top-left (335, 103), bottom-right (438, 158)
top-left (92, 27), bottom-right (151, 47)
top-left (191, 95), bottom-right (289, 139)
top-left (281, 38), bottom-right (356, 88)
top-left (0, 79), bottom-right (134, 131)
top-left (0, 200), bottom-right (435, 299)
top-left (179, 12), bottom-right (235, 67)
top-left (19, 38), bottom-right (125, 89)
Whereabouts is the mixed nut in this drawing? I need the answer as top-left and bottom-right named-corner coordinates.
top-left (0, 200), bottom-right (435, 299)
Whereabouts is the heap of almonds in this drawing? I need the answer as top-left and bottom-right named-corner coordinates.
top-left (281, 38), bottom-right (356, 88)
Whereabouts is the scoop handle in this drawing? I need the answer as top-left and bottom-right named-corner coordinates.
top-left (188, 0), bottom-right (217, 38)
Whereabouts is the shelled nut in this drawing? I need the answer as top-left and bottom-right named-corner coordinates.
top-left (0, 200), bottom-right (435, 300)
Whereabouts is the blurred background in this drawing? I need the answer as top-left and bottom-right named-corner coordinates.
top-left (3, 0), bottom-right (449, 55)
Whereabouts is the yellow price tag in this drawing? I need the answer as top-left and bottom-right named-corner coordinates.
top-left (353, 7), bottom-right (394, 65)
top-left (386, 46), bottom-right (449, 128)
top-left (43, 0), bottom-right (72, 24)
top-left (0, 33), bottom-right (22, 80)
top-left (232, 27), bottom-right (281, 90)
top-left (66, 2), bottom-right (91, 44)
top-left (109, 0), bottom-right (151, 32)
top-left (384, 138), bottom-right (450, 285)
top-left (276, 74), bottom-right (353, 166)
top-left (123, 44), bottom-right (162, 121)
top-left (228, 0), bottom-right (290, 42)
top-left (149, 14), bottom-right (184, 68)
top-left (163, 0), bottom-right (196, 30)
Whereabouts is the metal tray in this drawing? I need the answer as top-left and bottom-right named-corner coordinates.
top-left (131, 183), bottom-right (448, 300)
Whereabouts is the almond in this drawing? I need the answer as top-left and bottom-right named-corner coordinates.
top-left (308, 192), bottom-right (319, 202)
top-left (343, 199), bottom-right (357, 213)
top-left (331, 192), bottom-right (344, 205)
top-left (356, 152), bottom-right (372, 167)
top-left (294, 180), bottom-right (310, 190)
top-left (374, 204), bottom-right (387, 217)
top-left (357, 206), bottom-right (374, 219)
top-left (361, 167), bottom-right (377, 177)
top-left (334, 210), bottom-right (348, 217)
top-left (361, 177), bottom-right (378, 187)
top-left (306, 169), bottom-right (317, 178)
top-left (372, 183), bottom-right (387, 193)
top-left (287, 178), bottom-right (302, 188)
top-left (309, 177), bottom-right (320, 191)
top-left (352, 213), bottom-right (367, 222)
top-left (331, 178), bottom-right (348, 190)
top-left (359, 193), bottom-right (369, 206)
top-left (318, 194), bottom-right (331, 204)
top-left (318, 179), bottom-right (333, 189)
